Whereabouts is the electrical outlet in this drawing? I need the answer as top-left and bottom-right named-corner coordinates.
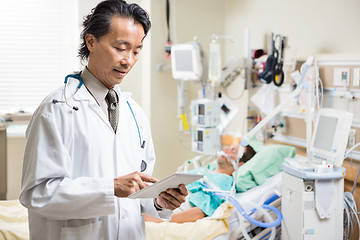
top-left (333, 68), bottom-right (350, 87)
top-left (348, 128), bottom-right (356, 148)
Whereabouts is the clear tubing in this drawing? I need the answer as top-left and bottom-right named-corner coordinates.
top-left (213, 192), bottom-right (282, 228)
top-left (238, 202), bottom-right (276, 240)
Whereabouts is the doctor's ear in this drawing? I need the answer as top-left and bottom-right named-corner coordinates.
top-left (85, 34), bottom-right (96, 52)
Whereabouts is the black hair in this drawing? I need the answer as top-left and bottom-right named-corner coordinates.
top-left (239, 145), bottom-right (256, 163)
top-left (78, 0), bottom-right (151, 61)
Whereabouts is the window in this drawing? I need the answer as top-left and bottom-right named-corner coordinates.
top-left (0, 0), bottom-right (79, 113)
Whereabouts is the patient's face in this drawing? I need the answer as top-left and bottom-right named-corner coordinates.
top-left (217, 143), bottom-right (240, 167)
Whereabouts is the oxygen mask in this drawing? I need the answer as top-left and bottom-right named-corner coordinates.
top-left (217, 151), bottom-right (237, 169)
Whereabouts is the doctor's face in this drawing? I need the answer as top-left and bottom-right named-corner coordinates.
top-left (86, 16), bottom-right (145, 89)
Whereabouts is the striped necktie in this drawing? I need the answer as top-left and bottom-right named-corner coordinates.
top-left (106, 89), bottom-right (119, 133)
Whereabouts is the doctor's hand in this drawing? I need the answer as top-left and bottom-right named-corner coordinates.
top-left (155, 184), bottom-right (188, 210)
top-left (114, 171), bottom-right (158, 198)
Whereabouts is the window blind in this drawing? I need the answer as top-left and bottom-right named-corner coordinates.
top-left (0, 0), bottom-right (79, 113)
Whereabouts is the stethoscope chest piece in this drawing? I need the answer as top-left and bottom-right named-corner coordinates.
top-left (141, 160), bottom-right (147, 172)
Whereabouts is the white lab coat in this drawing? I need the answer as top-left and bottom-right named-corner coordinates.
top-left (20, 80), bottom-right (171, 240)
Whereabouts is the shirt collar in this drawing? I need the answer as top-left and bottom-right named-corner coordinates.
top-left (81, 67), bottom-right (109, 106)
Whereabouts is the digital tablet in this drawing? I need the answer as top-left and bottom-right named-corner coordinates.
top-left (128, 172), bottom-right (203, 199)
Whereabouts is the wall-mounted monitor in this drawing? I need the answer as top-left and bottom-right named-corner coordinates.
top-left (171, 42), bottom-right (203, 81)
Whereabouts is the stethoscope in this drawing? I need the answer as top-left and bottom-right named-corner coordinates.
top-left (53, 73), bottom-right (148, 171)
top-left (52, 72), bottom-right (83, 111)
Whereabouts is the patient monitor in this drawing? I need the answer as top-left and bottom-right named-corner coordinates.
top-left (309, 108), bottom-right (353, 167)
top-left (171, 42), bottom-right (203, 81)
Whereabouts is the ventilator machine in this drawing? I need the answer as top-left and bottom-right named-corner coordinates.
top-left (281, 108), bottom-right (353, 240)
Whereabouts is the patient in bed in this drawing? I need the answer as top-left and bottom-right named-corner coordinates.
top-left (144, 143), bottom-right (256, 223)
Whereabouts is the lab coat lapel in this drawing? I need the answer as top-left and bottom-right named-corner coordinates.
top-left (74, 86), bottom-right (114, 132)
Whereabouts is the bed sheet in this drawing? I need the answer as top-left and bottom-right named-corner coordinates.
top-left (236, 171), bottom-right (282, 211)
top-left (0, 200), bottom-right (29, 240)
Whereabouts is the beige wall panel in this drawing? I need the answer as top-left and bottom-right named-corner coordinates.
top-left (284, 117), bottom-right (306, 140)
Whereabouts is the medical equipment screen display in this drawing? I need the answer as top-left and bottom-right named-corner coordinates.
top-left (198, 104), bottom-right (205, 116)
top-left (174, 50), bottom-right (193, 72)
top-left (197, 130), bottom-right (203, 142)
top-left (313, 116), bottom-right (338, 151)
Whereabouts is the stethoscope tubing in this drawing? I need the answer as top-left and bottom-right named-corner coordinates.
top-left (54, 73), bottom-right (143, 148)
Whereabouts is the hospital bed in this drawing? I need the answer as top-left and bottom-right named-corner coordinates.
top-left (146, 143), bottom-right (295, 240)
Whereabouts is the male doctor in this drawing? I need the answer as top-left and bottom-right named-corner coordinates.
top-left (20, 0), bottom-right (187, 239)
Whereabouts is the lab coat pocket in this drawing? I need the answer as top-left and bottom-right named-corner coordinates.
top-left (60, 220), bottom-right (105, 240)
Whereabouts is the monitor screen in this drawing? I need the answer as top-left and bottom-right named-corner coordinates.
top-left (174, 50), bottom-right (193, 72)
top-left (197, 130), bottom-right (203, 142)
top-left (312, 115), bottom-right (338, 152)
top-left (198, 104), bottom-right (205, 116)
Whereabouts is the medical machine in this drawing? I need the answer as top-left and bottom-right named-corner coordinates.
top-left (191, 99), bottom-right (221, 155)
top-left (191, 99), bottom-right (220, 127)
top-left (171, 42), bottom-right (203, 81)
top-left (217, 95), bottom-right (239, 131)
top-left (309, 108), bottom-right (353, 167)
top-left (191, 126), bottom-right (220, 155)
top-left (281, 108), bottom-right (353, 240)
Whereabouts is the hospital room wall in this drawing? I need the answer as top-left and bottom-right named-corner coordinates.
top-left (222, 0), bottom-right (360, 57)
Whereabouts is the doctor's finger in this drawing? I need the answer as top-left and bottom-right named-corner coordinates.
top-left (139, 172), bottom-right (159, 183)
